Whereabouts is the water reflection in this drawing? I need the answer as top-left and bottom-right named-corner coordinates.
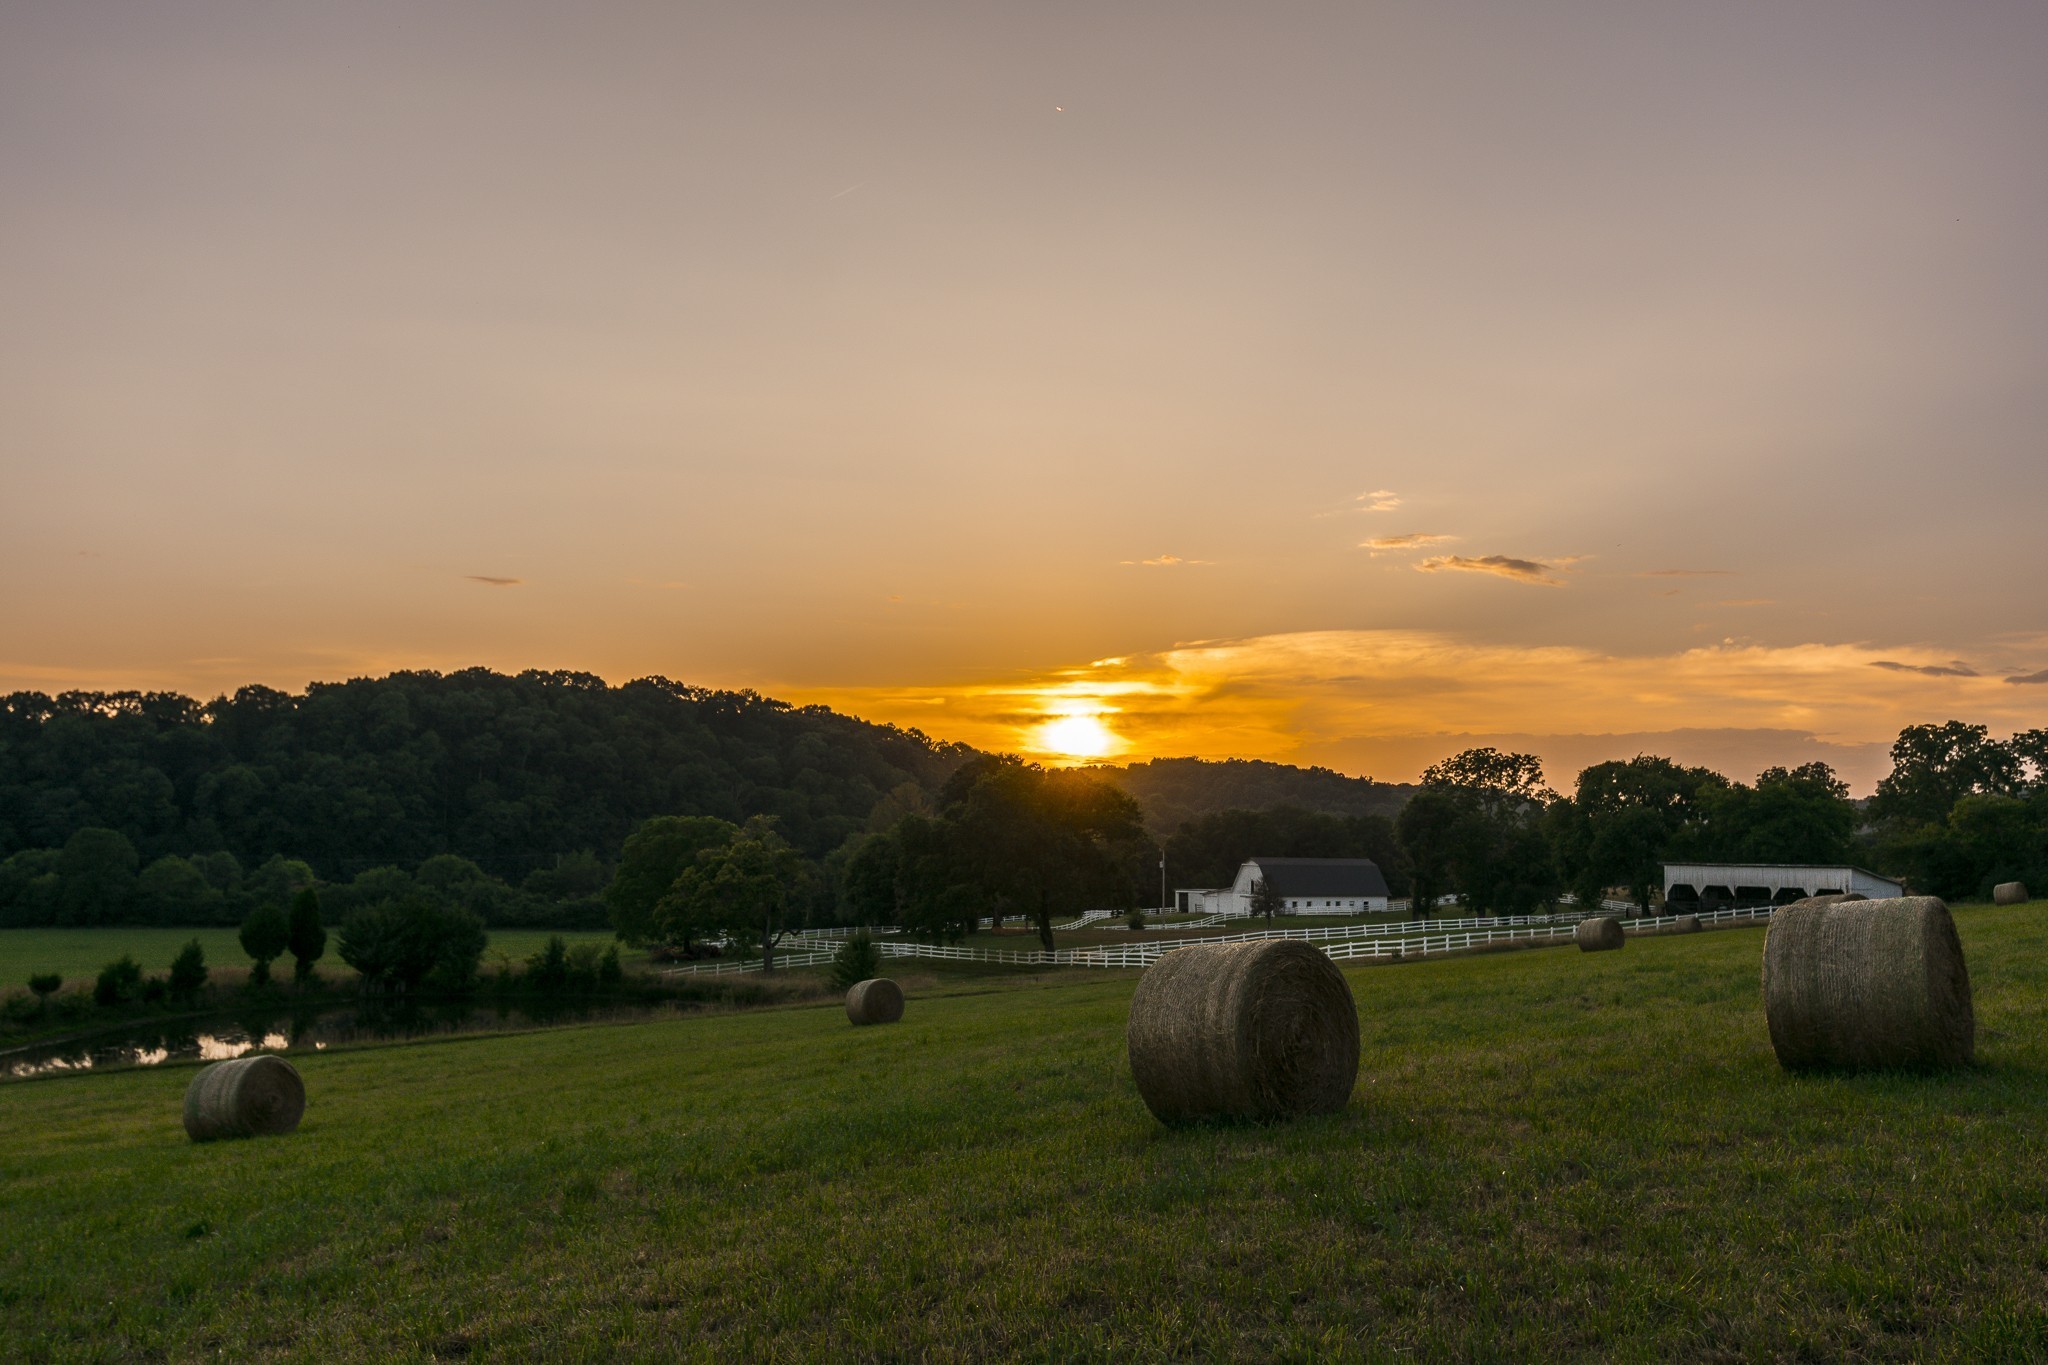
top-left (3, 998), bottom-right (683, 1080)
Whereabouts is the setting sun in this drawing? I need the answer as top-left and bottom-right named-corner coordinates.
top-left (1030, 711), bottom-right (1124, 761)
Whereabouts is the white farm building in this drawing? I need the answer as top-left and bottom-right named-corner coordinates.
top-left (1177, 857), bottom-right (1392, 918)
top-left (1661, 862), bottom-right (1904, 910)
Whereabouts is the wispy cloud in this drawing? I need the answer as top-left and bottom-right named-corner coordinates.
top-left (1638, 569), bottom-right (1735, 578)
top-left (1361, 533), bottom-right (1455, 554)
top-left (2006, 669), bottom-right (2048, 685)
top-left (1320, 489), bottom-right (1402, 517)
top-left (465, 575), bottom-right (523, 587)
top-left (1718, 598), bottom-right (1776, 607)
top-left (1415, 554), bottom-right (1565, 586)
top-left (1871, 660), bottom-right (1978, 678)
top-left (1120, 554), bottom-right (1213, 567)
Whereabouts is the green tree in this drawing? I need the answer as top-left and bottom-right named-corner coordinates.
top-left (28, 971), bottom-right (62, 1002)
top-left (238, 901), bottom-right (290, 987)
top-left (135, 855), bottom-right (222, 925)
top-left (933, 755), bottom-right (1148, 951)
top-left (339, 900), bottom-right (486, 993)
top-left (1560, 756), bottom-right (1727, 913)
top-left (244, 855), bottom-right (317, 910)
top-left (526, 935), bottom-right (570, 992)
top-left (56, 827), bottom-right (139, 926)
top-left (664, 819), bottom-right (817, 971)
top-left (1690, 764), bottom-right (1855, 865)
top-left (829, 930), bottom-right (883, 991)
top-left (1396, 787), bottom-right (1467, 919)
top-left (1870, 722), bottom-right (2020, 827)
top-left (94, 955), bottom-right (142, 1007)
top-left (1412, 748), bottom-right (1559, 914)
top-left (167, 939), bottom-right (209, 1004)
top-left (1248, 877), bottom-right (1284, 927)
top-left (605, 815), bottom-right (740, 949)
top-left (288, 887), bottom-right (327, 984)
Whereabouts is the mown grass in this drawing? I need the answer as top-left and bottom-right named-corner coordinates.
top-left (0, 928), bottom-right (625, 990)
top-left (6, 906), bottom-right (2048, 1360)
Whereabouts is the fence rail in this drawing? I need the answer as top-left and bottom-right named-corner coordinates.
top-left (661, 903), bottom-right (1777, 978)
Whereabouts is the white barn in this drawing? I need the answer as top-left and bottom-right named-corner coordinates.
top-left (1176, 857), bottom-right (1392, 918)
top-left (1661, 862), bottom-right (1904, 910)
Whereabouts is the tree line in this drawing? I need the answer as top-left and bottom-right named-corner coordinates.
top-left (0, 669), bottom-right (972, 878)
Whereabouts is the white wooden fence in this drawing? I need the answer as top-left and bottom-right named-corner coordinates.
top-left (662, 904), bottom-right (1776, 978)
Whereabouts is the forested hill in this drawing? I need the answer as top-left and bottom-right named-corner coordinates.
top-left (1090, 757), bottom-right (1413, 833)
top-left (0, 670), bottom-right (974, 878)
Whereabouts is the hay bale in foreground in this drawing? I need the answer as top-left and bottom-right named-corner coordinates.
top-left (1994, 881), bottom-right (2029, 906)
top-left (182, 1055), bottom-right (305, 1142)
top-left (1126, 939), bottom-right (1358, 1124)
top-left (844, 977), bottom-right (904, 1026)
top-left (1575, 917), bottom-right (1624, 952)
top-left (1673, 914), bottom-right (1701, 933)
top-left (1760, 895), bottom-right (1972, 1072)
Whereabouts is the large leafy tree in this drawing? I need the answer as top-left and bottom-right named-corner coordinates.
top-left (1401, 749), bottom-right (1558, 916)
top-left (605, 815), bottom-right (740, 949)
top-left (1870, 722), bottom-right (2020, 827)
top-left (1689, 763), bottom-right (1855, 865)
top-left (660, 818), bottom-right (818, 970)
top-left (935, 756), bottom-right (1151, 951)
top-left (1557, 756), bottom-right (1727, 913)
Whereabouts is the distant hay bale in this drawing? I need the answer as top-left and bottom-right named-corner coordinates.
top-left (1760, 895), bottom-right (1973, 1072)
top-left (1125, 940), bottom-right (1358, 1124)
top-left (1994, 881), bottom-right (2029, 906)
top-left (1575, 917), bottom-right (1624, 952)
top-left (182, 1055), bottom-right (305, 1142)
top-left (1673, 914), bottom-right (1701, 933)
top-left (844, 977), bottom-right (904, 1026)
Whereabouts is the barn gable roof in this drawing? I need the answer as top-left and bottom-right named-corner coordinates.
top-left (1247, 857), bottom-right (1391, 899)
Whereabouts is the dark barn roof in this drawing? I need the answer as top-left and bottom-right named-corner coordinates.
top-left (1248, 857), bottom-right (1391, 899)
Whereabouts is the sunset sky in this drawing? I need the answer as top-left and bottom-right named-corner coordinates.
top-left (6, 3), bottom-right (2048, 792)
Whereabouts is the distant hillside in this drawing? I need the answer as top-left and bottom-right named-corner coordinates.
top-left (0, 670), bottom-right (975, 877)
top-left (1087, 757), bottom-right (1413, 834)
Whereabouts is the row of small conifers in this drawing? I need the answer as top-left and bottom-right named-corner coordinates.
top-left (176, 892), bottom-right (1985, 1141)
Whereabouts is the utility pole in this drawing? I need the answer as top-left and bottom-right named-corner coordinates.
top-left (1158, 853), bottom-right (1167, 913)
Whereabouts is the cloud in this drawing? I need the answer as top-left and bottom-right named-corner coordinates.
top-left (781, 631), bottom-right (2048, 792)
top-left (1638, 569), bottom-right (1736, 578)
top-left (465, 575), bottom-right (523, 587)
top-left (1414, 554), bottom-right (1564, 586)
top-left (1321, 490), bottom-right (1402, 517)
top-left (2006, 669), bottom-right (2048, 685)
top-left (1361, 533), bottom-right (1455, 554)
top-left (1870, 660), bottom-right (1978, 678)
top-left (1717, 598), bottom-right (1776, 607)
top-left (1120, 555), bottom-right (1212, 567)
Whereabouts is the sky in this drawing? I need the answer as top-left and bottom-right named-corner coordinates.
top-left (5, 2), bottom-right (2048, 793)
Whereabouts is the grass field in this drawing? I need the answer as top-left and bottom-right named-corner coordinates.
top-left (0, 928), bottom-right (626, 989)
top-left (7, 905), bottom-right (2048, 1359)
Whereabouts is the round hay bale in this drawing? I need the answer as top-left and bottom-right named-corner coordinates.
top-left (1994, 881), bottom-right (2029, 906)
top-left (1673, 914), bottom-right (1701, 933)
top-left (844, 977), bottom-right (904, 1026)
top-left (1575, 917), bottom-right (1624, 952)
top-left (1125, 939), bottom-right (1358, 1124)
top-left (1760, 895), bottom-right (1973, 1072)
top-left (182, 1055), bottom-right (305, 1142)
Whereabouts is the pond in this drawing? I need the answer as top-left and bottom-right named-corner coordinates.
top-left (2, 997), bottom-right (689, 1081)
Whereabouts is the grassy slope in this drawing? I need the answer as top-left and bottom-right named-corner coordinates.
top-left (6, 907), bottom-right (2048, 1361)
top-left (0, 928), bottom-right (625, 989)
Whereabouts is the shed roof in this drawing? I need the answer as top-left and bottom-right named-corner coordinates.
top-left (1248, 857), bottom-right (1391, 899)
